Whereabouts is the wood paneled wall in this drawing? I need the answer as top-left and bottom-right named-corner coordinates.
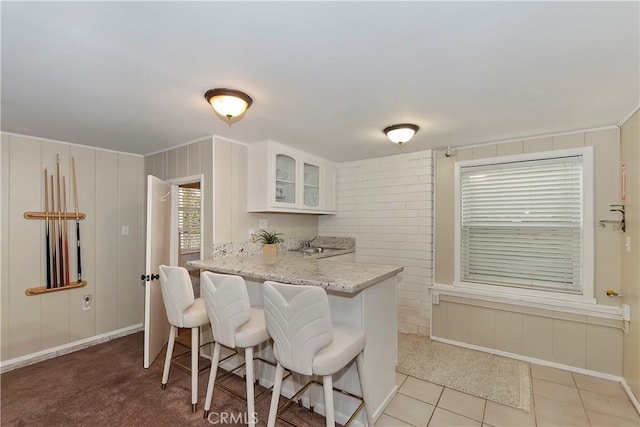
top-left (1, 134), bottom-right (145, 361)
top-left (430, 128), bottom-right (626, 375)
top-left (620, 109), bottom-right (640, 397)
top-left (144, 136), bottom-right (318, 253)
top-left (434, 128), bottom-right (621, 304)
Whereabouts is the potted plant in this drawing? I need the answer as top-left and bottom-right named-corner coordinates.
top-left (255, 229), bottom-right (284, 257)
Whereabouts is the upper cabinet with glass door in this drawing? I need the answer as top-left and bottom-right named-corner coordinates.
top-left (247, 140), bottom-right (336, 214)
top-left (302, 162), bottom-right (320, 209)
top-left (275, 154), bottom-right (296, 206)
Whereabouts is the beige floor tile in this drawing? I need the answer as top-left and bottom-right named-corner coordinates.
top-left (385, 393), bottom-right (435, 427)
top-left (437, 388), bottom-right (485, 422)
top-left (399, 377), bottom-right (444, 405)
top-left (428, 408), bottom-right (481, 427)
top-left (587, 409), bottom-right (640, 427)
top-left (534, 395), bottom-right (589, 426)
top-left (376, 413), bottom-right (414, 427)
top-left (396, 372), bottom-right (408, 387)
top-left (573, 373), bottom-right (628, 399)
top-left (530, 364), bottom-right (575, 387)
top-left (532, 378), bottom-right (582, 406)
top-left (579, 389), bottom-right (640, 422)
top-left (483, 401), bottom-right (535, 427)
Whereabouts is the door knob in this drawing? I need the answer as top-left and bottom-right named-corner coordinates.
top-left (151, 273), bottom-right (159, 281)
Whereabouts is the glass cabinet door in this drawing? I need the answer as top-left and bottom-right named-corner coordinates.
top-left (275, 154), bottom-right (296, 205)
top-left (303, 162), bottom-right (320, 208)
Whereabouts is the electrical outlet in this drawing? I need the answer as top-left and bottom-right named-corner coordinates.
top-left (248, 229), bottom-right (255, 242)
top-left (432, 293), bottom-right (440, 305)
top-left (82, 295), bottom-right (92, 311)
top-left (259, 219), bottom-right (268, 229)
top-left (121, 225), bottom-right (129, 236)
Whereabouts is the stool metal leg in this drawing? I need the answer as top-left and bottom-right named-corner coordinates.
top-left (356, 352), bottom-right (374, 427)
top-left (191, 327), bottom-right (199, 412)
top-left (161, 326), bottom-right (177, 389)
top-left (267, 363), bottom-right (284, 427)
top-left (323, 375), bottom-right (335, 427)
top-left (245, 347), bottom-right (256, 427)
top-left (308, 376), bottom-right (316, 413)
top-left (203, 342), bottom-right (222, 418)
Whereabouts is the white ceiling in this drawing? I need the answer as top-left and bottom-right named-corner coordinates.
top-left (1, 2), bottom-right (638, 162)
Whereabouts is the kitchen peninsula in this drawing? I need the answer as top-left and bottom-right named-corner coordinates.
top-left (187, 248), bottom-right (402, 425)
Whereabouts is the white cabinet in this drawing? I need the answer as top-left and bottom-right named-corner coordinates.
top-left (247, 140), bottom-right (336, 214)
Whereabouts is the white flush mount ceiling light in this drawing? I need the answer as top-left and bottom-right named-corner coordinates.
top-left (204, 88), bottom-right (253, 122)
top-left (383, 124), bottom-right (419, 145)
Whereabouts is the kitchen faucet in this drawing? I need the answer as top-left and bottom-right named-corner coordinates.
top-left (305, 236), bottom-right (320, 248)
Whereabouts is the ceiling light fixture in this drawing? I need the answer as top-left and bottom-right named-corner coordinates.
top-left (204, 88), bottom-right (253, 121)
top-left (383, 124), bottom-right (419, 145)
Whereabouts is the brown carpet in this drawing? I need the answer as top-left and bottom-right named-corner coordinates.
top-left (1, 332), bottom-right (333, 426)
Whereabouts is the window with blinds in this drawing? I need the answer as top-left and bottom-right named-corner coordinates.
top-left (178, 187), bottom-right (201, 252)
top-left (458, 154), bottom-right (586, 295)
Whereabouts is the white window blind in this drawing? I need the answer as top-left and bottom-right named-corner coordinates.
top-left (460, 155), bottom-right (584, 294)
top-left (178, 187), bottom-right (201, 252)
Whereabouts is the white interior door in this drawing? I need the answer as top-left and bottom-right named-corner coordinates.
top-left (143, 175), bottom-right (172, 368)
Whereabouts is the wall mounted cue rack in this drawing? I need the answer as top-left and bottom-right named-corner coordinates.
top-left (23, 210), bottom-right (87, 296)
top-left (26, 156), bottom-right (86, 296)
top-left (24, 212), bottom-right (86, 220)
top-left (26, 281), bottom-right (87, 296)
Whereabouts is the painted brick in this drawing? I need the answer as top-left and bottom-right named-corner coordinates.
top-left (319, 149), bottom-right (433, 336)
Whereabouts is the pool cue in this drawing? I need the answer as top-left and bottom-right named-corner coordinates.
top-left (63, 176), bottom-right (70, 286)
top-left (72, 157), bottom-right (81, 283)
top-left (50, 175), bottom-right (58, 288)
top-left (56, 155), bottom-right (64, 286)
top-left (44, 169), bottom-right (52, 289)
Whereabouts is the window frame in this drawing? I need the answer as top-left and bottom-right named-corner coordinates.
top-left (453, 147), bottom-right (595, 304)
top-left (178, 186), bottom-right (202, 254)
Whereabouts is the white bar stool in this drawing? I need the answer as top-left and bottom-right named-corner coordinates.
top-left (158, 265), bottom-right (210, 412)
top-left (200, 272), bottom-right (272, 427)
top-left (262, 281), bottom-right (374, 427)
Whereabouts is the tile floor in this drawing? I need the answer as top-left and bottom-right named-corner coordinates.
top-left (376, 365), bottom-right (640, 427)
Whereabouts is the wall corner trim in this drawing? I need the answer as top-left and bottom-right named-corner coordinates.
top-left (0, 324), bottom-right (143, 374)
top-left (618, 105), bottom-right (640, 127)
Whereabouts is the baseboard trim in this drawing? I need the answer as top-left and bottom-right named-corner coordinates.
top-left (0, 324), bottom-right (143, 374)
top-left (621, 379), bottom-right (640, 416)
top-left (431, 335), bottom-right (640, 416)
top-left (373, 384), bottom-right (398, 422)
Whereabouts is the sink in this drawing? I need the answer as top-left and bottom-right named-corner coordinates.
top-left (291, 247), bottom-right (343, 254)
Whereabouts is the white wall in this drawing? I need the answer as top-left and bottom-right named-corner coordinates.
top-left (1, 133), bottom-right (145, 362)
top-left (319, 150), bottom-right (433, 335)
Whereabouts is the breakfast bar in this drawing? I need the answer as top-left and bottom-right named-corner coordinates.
top-left (188, 251), bottom-right (403, 425)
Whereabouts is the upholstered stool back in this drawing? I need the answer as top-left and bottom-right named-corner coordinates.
top-left (263, 281), bottom-right (333, 376)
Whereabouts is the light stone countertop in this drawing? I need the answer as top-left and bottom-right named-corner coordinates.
top-left (187, 250), bottom-right (403, 294)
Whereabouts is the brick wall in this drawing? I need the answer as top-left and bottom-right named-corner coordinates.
top-left (318, 150), bottom-right (433, 335)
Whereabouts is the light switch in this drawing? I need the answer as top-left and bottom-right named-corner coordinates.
top-left (122, 225), bottom-right (129, 236)
top-left (259, 219), bottom-right (268, 229)
top-left (625, 236), bottom-right (631, 253)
